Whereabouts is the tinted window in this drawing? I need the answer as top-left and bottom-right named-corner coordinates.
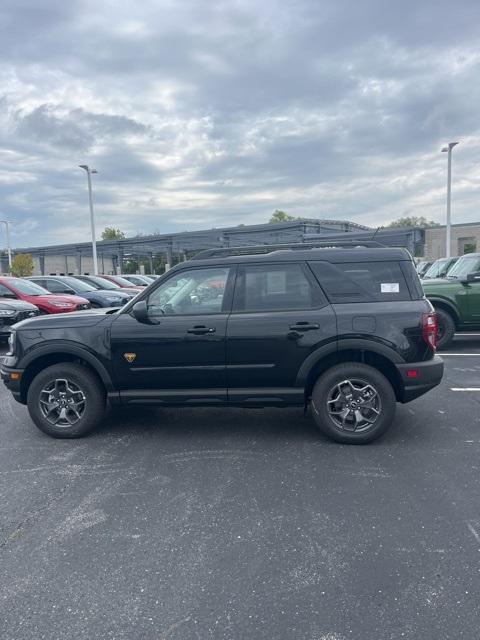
top-left (310, 261), bottom-right (411, 303)
top-left (147, 267), bottom-right (230, 316)
top-left (234, 263), bottom-right (323, 312)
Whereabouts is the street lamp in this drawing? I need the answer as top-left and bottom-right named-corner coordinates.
top-left (79, 165), bottom-right (99, 274)
top-left (441, 142), bottom-right (459, 258)
top-left (0, 219), bottom-right (12, 270)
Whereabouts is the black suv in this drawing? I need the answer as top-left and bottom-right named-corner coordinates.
top-left (1, 242), bottom-right (443, 444)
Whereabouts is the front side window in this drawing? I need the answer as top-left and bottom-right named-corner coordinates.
top-left (234, 263), bottom-right (322, 312)
top-left (40, 279), bottom-right (73, 294)
top-left (146, 267), bottom-right (230, 316)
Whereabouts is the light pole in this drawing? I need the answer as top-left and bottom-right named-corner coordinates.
top-left (0, 219), bottom-right (12, 270)
top-left (79, 165), bottom-right (98, 274)
top-left (441, 142), bottom-right (459, 258)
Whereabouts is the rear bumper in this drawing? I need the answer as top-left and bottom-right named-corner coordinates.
top-left (395, 356), bottom-right (444, 403)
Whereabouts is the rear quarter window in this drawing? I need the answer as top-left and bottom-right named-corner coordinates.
top-left (309, 261), bottom-right (413, 303)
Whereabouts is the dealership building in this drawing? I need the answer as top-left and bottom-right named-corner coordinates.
top-left (1, 217), bottom-right (478, 275)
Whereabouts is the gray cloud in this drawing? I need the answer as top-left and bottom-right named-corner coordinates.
top-left (1, 0), bottom-right (480, 247)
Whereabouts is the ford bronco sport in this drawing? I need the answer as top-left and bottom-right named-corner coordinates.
top-left (1, 241), bottom-right (443, 444)
top-left (422, 252), bottom-right (480, 349)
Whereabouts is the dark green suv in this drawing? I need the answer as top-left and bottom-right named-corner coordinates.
top-left (422, 252), bottom-right (480, 349)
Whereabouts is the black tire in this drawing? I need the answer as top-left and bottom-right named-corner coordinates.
top-left (435, 308), bottom-right (455, 350)
top-left (90, 302), bottom-right (101, 309)
top-left (311, 363), bottom-right (396, 444)
top-left (27, 363), bottom-right (105, 438)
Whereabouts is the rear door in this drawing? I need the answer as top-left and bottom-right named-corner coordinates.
top-left (226, 261), bottom-right (336, 404)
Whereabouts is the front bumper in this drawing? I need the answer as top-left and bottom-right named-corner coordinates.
top-left (0, 364), bottom-right (23, 403)
top-left (396, 356), bottom-right (444, 403)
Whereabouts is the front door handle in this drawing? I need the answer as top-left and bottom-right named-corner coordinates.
top-left (187, 325), bottom-right (216, 335)
top-left (289, 322), bottom-right (320, 331)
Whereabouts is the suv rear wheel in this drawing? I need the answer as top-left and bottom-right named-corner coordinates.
top-left (311, 363), bottom-right (396, 444)
top-left (27, 363), bottom-right (105, 438)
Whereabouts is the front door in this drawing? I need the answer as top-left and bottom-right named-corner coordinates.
top-left (466, 278), bottom-right (480, 322)
top-left (226, 262), bottom-right (337, 404)
top-left (110, 266), bottom-right (235, 404)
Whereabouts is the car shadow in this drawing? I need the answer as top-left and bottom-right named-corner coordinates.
top-left (94, 403), bottom-right (418, 447)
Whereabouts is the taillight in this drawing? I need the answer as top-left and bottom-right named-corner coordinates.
top-left (422, 313), bottom-right (437, 350)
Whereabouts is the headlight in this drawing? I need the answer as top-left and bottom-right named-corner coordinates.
top-left (105, 297), bottom-right (121, 302)
top-left (0, 309), bottom-right (16, 316)
top-left (7, 330), bottom-right (16, 355)
top-left (51, 302), bottom-right (74, 308)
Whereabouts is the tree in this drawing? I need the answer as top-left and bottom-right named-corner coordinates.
top-left (10, 254), bottom-right (34, 277)
top-left (269, 210), bottom-right (305, 223)
top-left (101, 227), bottom-right (126, 240)
top-left (386, 216), bottom-right (440, 229)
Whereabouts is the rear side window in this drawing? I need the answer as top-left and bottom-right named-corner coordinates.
top-left (233, 263), bottom-right (325, 312)
top-left (309, 261), bottom-right (412, 303)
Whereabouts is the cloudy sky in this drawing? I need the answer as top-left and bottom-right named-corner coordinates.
top-left (1, 0), bottom-right (480, 248)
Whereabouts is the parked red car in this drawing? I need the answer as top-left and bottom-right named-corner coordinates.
top-left (0, 277), bottom-right (91, 314)
top-left (96, 275), bottom-right (143, 291)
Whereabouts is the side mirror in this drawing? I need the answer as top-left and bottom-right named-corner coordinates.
top-left (131, 300), bottom-right (150, 324)
top-left (463, 272), bottom-right (480, 284)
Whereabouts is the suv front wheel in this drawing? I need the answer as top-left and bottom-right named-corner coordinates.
top-left (27, 363), bottom-right (106, 438)
top-left (311, 363), bottom-right (396, 444)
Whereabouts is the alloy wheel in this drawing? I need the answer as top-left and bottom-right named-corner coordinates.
top-left (39, 378), bottom-right (86, 426)
top-left (326, 378), bottom-right (381, 432)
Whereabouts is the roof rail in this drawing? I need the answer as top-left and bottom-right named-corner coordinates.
top-left (192, 240), bottom-right (385, 260)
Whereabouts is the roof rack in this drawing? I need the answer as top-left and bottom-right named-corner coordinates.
top-left (192, 240), bottom-right (385, 260)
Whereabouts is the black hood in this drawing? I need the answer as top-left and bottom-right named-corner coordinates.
top-left (13, 308), bottom-right (117, 331)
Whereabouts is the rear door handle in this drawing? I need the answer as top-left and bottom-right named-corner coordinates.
top-left (289, 322), bottom-right (320, 331)
top-left (187, 325), bottom-right (216, 335)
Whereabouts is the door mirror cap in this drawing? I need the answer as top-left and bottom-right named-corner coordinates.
top-left (462, 272), bottom-right (480, 284)
top-left (131, 300), bottom-right (150, 324)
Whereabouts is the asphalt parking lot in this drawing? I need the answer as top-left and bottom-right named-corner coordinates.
top-left (1, 338), bottom-right (480, 640)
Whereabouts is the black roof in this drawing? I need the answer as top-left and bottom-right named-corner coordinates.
top-left (175, 245), bottom-right (412, 270)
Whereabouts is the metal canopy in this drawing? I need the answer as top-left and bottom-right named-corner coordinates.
top-left (10, 219), bottom-right (371, 259)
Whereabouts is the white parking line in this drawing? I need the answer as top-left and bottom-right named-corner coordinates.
top-left (467, 522), bottom-right (480, 544)
top-left (451, 388), bottom-right (480, 391)
top-left (455, 333), bottom-right (480, 336)
top-left (441, 353), bottom-right (480, 356)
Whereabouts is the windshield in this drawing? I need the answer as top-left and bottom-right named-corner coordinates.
top-left (82, 276), bottom-right (120, 290)
top-left (62, 277), bottom-right (96, 292)
top-left (424, 259), bottom-right (449, 278)
top-left (447, 255), bottom-right (480, 279)
top-left (125, 275), bottom-right (150, 285)
top-left (109, 275), bottom-right (137, 287)
top-left (5, 278), bottom-right (50, 296)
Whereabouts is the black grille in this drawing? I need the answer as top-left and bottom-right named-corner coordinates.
top-left (76, 303), bottom-right (91, 311)
top-left (2, 310), bottom-right (39, 327)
